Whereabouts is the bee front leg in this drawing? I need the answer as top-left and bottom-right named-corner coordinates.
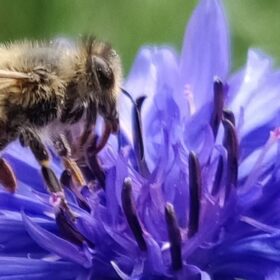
top-left (0, 127), bottom-right (19, 192)
top-left (53, 134), bottom-right (86, 188)
top-left (76, 105), bottom-right (113, 154)
top-left (78, 103), bottom-right (98, 148)
top-left (21, 128), bottom-right (75, 220)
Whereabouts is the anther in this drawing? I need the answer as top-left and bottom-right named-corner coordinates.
top-left (188, 152), bottom-right (201, 238)
top-left (56, 210), bottom-right (86, 246)
top-left (60, 169), bottom-right (72, 187)
top-left (210, 78), bottom-right (224, 139)
top-left (59, 199), bottom-right (76, 222)
top-left (165, 203), bottom-right (183, 271)
top-left (121, 177), bottom-right (147, 251)
top-left (121, 88), bottom-right (149, 175)
top-left (0, 158), bottom-right (16, 193)
top-left (60, 169), bottom-right (91, 212)
top-left (134, 96), bottom-right (146, 161)
top-left (42, 166), bottom-right (62, 193)
top-left (134, 96), bottom-right (150, 176)
top-left (222, 119), bottom-right (238, 189)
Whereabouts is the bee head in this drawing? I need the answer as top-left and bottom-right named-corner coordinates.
top-left (88, 39), bottom-right (122, 133)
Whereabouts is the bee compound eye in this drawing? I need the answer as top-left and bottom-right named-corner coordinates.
top-left (92, 56), bottom-right (113, 86)
top-left (93, 56), bottom-right (107, 73)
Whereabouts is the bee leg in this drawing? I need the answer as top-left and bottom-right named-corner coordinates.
top-left (78, 104), bottom-right (97, 148)
top-left (53, 135), bottom-right (94, 213)
top-left (21, 129), bottom-right (75, 221)
top-left (80, 121), bottom-right (113, 154)
top-left (0, 158), bottom-right (16, 193)
top-left (0, 128), bottom-right (19, 192)
top-left (78, 106), bottom-right (113, 154)
top-left (79, 127), bottom-right (93, 149)
top-left (53, 134), bottom-right (86, 188)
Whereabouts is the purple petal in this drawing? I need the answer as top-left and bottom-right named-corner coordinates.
top-left (229, 49), bottom-right (272, 115)
top-left (111, 260), bottom-right (130, 280)
top-left (181, 264), bottom-right (212, 280)
top-left (120, 47), bottom-right (179, 145)
top-left (266, 270), bottom-right (280, 280)
top-left (240, 72), bottom-right (280, 136)
top-left (0, 192), bottom-right (51, 214)
top-left (180, 0), bottom-right (230, 111)
top-left (0, 257), bottom-right (82, 279)
top-left (22, 213), bottom-right (92, 268)
top-left (120, 47), bottom-right (158, 143)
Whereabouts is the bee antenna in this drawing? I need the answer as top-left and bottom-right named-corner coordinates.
top-left (82, 35), bottom-right (96, 55)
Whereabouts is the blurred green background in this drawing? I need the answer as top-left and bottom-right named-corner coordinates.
top-left (0, 0), bottom-right (278, 74)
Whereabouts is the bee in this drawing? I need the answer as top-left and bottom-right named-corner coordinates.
top-left (0, 37), bottom-right (122, 218)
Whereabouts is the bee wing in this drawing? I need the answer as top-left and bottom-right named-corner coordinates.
top-left (52, 38), bottom-right (75, 49)
top-left (0, 69), bottom-right (29, 91)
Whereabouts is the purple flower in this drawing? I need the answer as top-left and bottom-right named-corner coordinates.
top-left (1, 0), bottom-right (280, 279)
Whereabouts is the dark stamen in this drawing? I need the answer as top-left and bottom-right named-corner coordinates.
top-left (211, 156), bottom-right (224, 196)
top-left (165, 203), bottom-right (183, 271)
top-left (77, 197), bottom-right (91, 213)
top-left (134, 96), bottom-right (146, 160)
top-left (80, 165), bottom-right (96, 182)
top-left (188, 152), bottom-right (201, 238)
top-left (121, 88), bottom-right (149, 176)
top-left (60, 169), bottom-right (91, 213)
top-left (222, 119), bottom-right (238, 189)
top-left (121, 177), bottom-right (147, 251)
top-left (223, 110), bottom-right (235, 126)
top-left (210, 78), bottom-right (224, 139)
top-left (60, 169), bottom-right (72, 187)
top-left (42, 166), bottom-right (61, 193)
top-left (56, 210), bottom-right (86, 246)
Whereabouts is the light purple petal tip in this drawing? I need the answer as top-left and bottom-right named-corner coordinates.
top-left (180, 0), bottom-right (230, 111)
